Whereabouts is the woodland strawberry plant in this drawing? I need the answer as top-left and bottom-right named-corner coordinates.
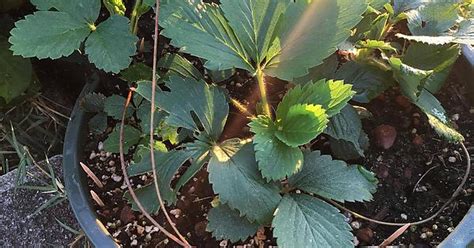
top-left (8, 0), bottom-right (473, 247)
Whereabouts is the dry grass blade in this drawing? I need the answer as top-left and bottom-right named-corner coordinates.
top-left (379, 224), bottom-right (411, 247)
top-left (90, 190), bottom-right (105, 207)
top-left (80, 162), bottom-right (103, 188)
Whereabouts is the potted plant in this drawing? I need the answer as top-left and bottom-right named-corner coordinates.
top-left (8, 0), bottom-right (473, 247)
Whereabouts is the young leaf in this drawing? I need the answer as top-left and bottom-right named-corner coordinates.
top-left (208, 143), bottom-right (282, 224)
top-left (0, 38), bottom-right (32, 103)
top-left (103, 125), bottom-right (142, 153)
top-left (103, 0), bottom-right (126, 16)
top-left (250, 115), bottom-right (304, 181)
top-left (9, 11), bottom-right (91, 59)
top-left (324, 105), bottom-right (365, 158)
top-left (263, 0), bottom-right (368, 81)
top-left (356, 40), bottom-right (397, 53)
top-left (275, 104), bottom-right (328, 147)
top-left (160, 0), bottom-right (254, 72)
top-left (289, 151), bottom-right (377, 202)
top-left (273, 194), bottom-right (353, 248)
top-left (85, 15), bottom-right (138, 73)
top-left (389, 57), bottom-right (433, 101)
top-left (207, 204), bottom-right (260, 243)
top-left (277, 79), bottom-right (354, 119)
top-left (136, 76), bottom-right (229, 140)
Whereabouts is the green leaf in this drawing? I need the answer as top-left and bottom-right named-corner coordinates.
top-left (329, 133), bottom-right (369, 161)
top-left (334, 61), bottom-right (394, 103)
top-left (324, 105), bottom-right (366, 158)
top-left (250, 115), bottom-right (304, 181)
top-left (403, 43), bottom-right (460, 93)
top-left (29, 0), bottom-right (101, 23)
top-left (207, 204), bottom-right (260, 243)
top-left (368, 0), bottom-right (389, 10)
top-left (158, 53), bottom-right (204, 80)
top-left (406, 2), bottom-right (459, 36)
top-left (289, 151), bottom-right (377, 202)
top-left (124, 183), bottom-right (160, 213)
top-left (88, 112), bottom-right (108, 134)
top-left (294, 54), bottom-right (338, 85)
top-left (80, 92), bottom-right (106, 112)
top-left (103, 125), bottom-right (142, 153)
top-left (136, 101), bottom-right (165, 132)
top-left (137, 76), bottom-right (229, 139)
top-left (397, 19), bottom-right (474, 45)
top-left (264, 0), bottom-right (368, 81)
top-left (393, 0), bottom-right (426, 15)
top-left (415, 90), bottom-right (464, 142)
top-left (356, 40), bottom-right (397, 52)
top-left (220, 0), bottom-right (288, 64)
top-left (275, 104), bottom-right (328, 147)
top-left (9, 11), bottom-right (90, 59)
top-left (127, 149), bottom-right (192, 204)
top-left (208, 143), bottom-right (282, 224)
top-left (0, 37), bottom-right (32, 103)
top-left (389, 57), bottom-right (433, 101)
top-left (85, 15), bottom-right (138, 73)
top-left (103, 95), bottom-right (132, 120)
top-left (273, 194), bottom-right (353, 248)
top-left (160, 0), bottom-right (254, 72)
top-left (277, 79), bottom-right (354, 119)
top-left (120, 63), bottom-right (154, 82)
top-left (364, 13), bottom-right (389, 40)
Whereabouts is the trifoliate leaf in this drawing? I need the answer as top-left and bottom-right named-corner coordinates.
top-left (0, 37), bottom-right (32, 103)
top-left (220, 0), bottom-right (288, 64)
top-left (158, 53), bottom-right (204, 80)
top-left (103, 125), bottom-right (142, 153)
top-left (264, 0), bottom-right (367, 81)
top-left (160, 0), bottom-right (254, 72)
top-left (277, 80), bottom-right (354, 119)
top-left (207, 204), bottom-right (260, 243)
top-left (88, 112), bottom-right (108, 134)
top-left (272, 194), bottom-right (353, 248)
top-left (80, 92), bottom-right (106, 112)
top-left (103, 95), bottom-right (132, 120)
top-left (403, 43), bottom-right (460, 93)
top-left (329, 133), bottom-right (369, 161)
top-left (208, 143), bottom-right (282, 224)
top-left (85, 15), bottom-right (138, 73)
top-left (289, 151), bottom-right (377, 202)
top-left (324, 105), bottom-right (366, 158)
top-left (9, 11), bottom-right (90, 59)
top-left (124, 183), bottom-right (160, 213)
top-left (406, 2), bottom-right (459, 36)
top-left (334, 61), bottom-right (394, 103)
top-left (127, 149), bottom-right (192, 204)
top-left (275, 104), bottom-right (328, 147)
top-left (250, 115), bottom-right (304, 181)
top-left (120, 63), bottom-right (154, 83)
top-left (137, 76), bottom-right (229, 140)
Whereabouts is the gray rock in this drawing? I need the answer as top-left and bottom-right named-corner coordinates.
top-left (0, 155), bottom-right (79, 247)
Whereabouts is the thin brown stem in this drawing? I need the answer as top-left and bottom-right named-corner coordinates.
top-left (148, 1), bottom-right (190, 246)
top-left (329, 142), bottom-right (471, 227)
top-left (119, 90), bottom-right (187, 247)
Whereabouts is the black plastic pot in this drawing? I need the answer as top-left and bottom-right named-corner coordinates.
top-left (63, 75), bottom-right (119, 247)
top-left (64, 50), bottom-right (474, 247)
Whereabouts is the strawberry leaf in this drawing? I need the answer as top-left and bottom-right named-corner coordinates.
top-left (207, 204), bottom-right (260, 243)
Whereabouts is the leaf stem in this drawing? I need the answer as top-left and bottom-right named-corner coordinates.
top-left (256, 66), bottom-right (272, 118)
top-left (130, 0), bottom-right (142, 35)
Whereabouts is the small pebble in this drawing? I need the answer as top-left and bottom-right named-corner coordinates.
top-left (111, 174), bottom-right (123, 182)
top-left (108, 160), bottom-right (115, 166)
top-left (401, 213), bottom-right (408, 220)
top-left (98, 142), bottom-right (104, 151)
top-left (448, 157), bottom-right (456, 163)
top-left (219, 240), bottom-right (228, 247)
top-left (351, 221), bottom-right (361, 229)
top-left (432, 224), bottom-right (438, 230)
top-left (420, 233), bottom-right (427, 239)
top-left (136, 225), bottom-right (145, 235)
top-left (447, 227), bottom-right (455, 232)
top-left (451, 114), bottom-right (460, 121)
top-left (145, 233), bottom-right (152, 242)
top-left (145, 226), bottom-right (153, 233)
top-left (130, 239), bottom-right (138, 246)
top-left (89, 151), bottom-right (97, 160)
